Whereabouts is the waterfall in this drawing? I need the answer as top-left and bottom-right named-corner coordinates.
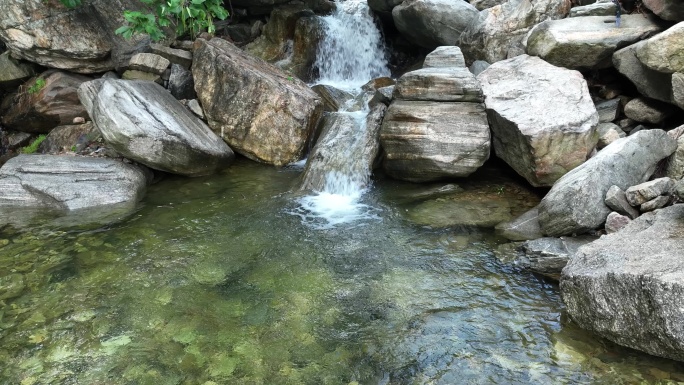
top-left (292, 0), bottom-right (390, 228)
top-left (314, 0), bottom-right (390, 90)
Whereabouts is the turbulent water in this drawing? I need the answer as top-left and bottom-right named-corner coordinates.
top-left (1, 160), bottom-right (683, 384)
top-left (314, 0), bottom-right (390, 90)
top-left (298, 0), bottom-right (391, 227)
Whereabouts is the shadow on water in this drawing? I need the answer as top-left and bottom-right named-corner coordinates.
top-left (1, 159), bottom-right (683, 384)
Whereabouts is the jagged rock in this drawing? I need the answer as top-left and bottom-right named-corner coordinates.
top-left (560, 204), bottom-right (684, 362)
top-left (520, 236), bottom-right (596, 278)
top-left (642, 0), bottom-right (684, 22)
top-left (423, 46), bottom-right (466, 68)
top-left (640, 195), bottom-right (671, 212)
top-left (150, 44), bottom-right (193, 70)
top-left (470, 0), bottom-right (507, 11)
top-left (666, 125), bottom-right (684, 180)
top-left (478, 55), bottom-right (598, 187)
top-left (380, 100), bottom-right (490, 182)
top-left (78, 79), bottom-right (234, 176)
top-left (0, 154), bottom-right (146, 211)
top-left (675, 179), bottom-right (684, 200)
top-left (595, 98), bottom-right (620, 123)
top-left (596, 123), bottom-right (625, 149)
top-left (674, 72), bottom-right (684, 109)
top-left (636, 22), bottom-right (684, 74)
top-left (283, 16), bottom-right (325, 81)
top-left (128, 53), bottom-right (170, 75)
top-left (193, 38), bottom-right (322, 166)
top-left (362, 77), bottom-right (396, 91)
top-left (623, 97), bottom-right (674, 124)
top-left (392, 0), bottom-right (480, 49)
top-left (311, 84), bottom-right (355, 112)
top-left (605, 185), bottom-right (639, 219)
top-left (495, 206), bottom-right (543, 241)
top-left (469, 60), bottom-right (490, 76)
top-left (459, 0), bottom-right (571, 64)
top-left (369, 86), bottom-right (394, 108)
top-left (625, 177), bottom-right (675, 206)
top-left (526, 15), bottom-right (661, 70)
top-left (168, 64), bottom-right (196, 101)
top-left (569, 1), bottom-right (616, 17)
top-left (38, 122), bottom-right (98, 154)
top-left (538, 130), bottom-right (676, 236)
top-left (393, 67), bottom-right (483, 102)
top-left (299, 104), bottom-right (386, 192)
top-left (0, 52), bottom-right (34, 90)
top-left (1, 70), bottom-right (91, 133)
top-left (0, 0), bottom-right (151, 73)
top-left (613, 40), bottom-right (673, 104)
top-left (245, 5), bottom-right (315, 63)
top-left (605, 211), bottom-right (631, 233)
top-left (186, 99), bottom-right (205, 120)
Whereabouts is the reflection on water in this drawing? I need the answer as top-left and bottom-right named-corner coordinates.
top-left (1, 159), bottom-right (683, 384)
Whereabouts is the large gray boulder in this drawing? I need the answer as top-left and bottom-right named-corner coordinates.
top-left (613, 40), bottom-right (673, 104)
top-left (538, 130), bottom-right (677, 236)
top-left (526, 15), bottom-right (661, 70)
top-left (459, 0), bottom-right (571, 63)
top-left (635, 22), bottom-right (684, 74)
top-left (0, 154), bottom-right (146, 211)
top-left (0, 0), bottom-right (151, 73)
top-left (561, 204), bottom-right (684, 362)
top-left (423, 46), bottom-right (466, 68)
top-left (193, 38), bottom-right (323, 166)
top-left (642, 0), bottom-right (684, 21)
top-left (478, 55), bottom-right (598, 187)
top-left (666, 125), bottom-right (684, 180)
top-left (78, 79), bottom-right (234, 177)
top-left (2, 70), bottom-right (91, 133)
top-left (392, 0), bottom-right (479, 49)
top-left (569, 1), bottom-right (616, 17)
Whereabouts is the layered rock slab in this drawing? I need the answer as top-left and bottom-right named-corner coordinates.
top-left (193, 38), bottom-right (323, 166)
top-left (381, 50), bottom-right (490, 182)
top-left (0, 154), bottom-right (146, 211)
top-left (537, 130), bottom-right (676, 236)
top-left (526, 15), bottom-right (661, 70)
top-left (79, 79), bottom-right (234, 177)
top-left (561, 204), bottom-right (684, 362)
top-left (478, 55), bottom-right (598, 187)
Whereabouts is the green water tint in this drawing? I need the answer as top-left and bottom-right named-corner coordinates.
top-left (1, 160), bottom-right (683, 385)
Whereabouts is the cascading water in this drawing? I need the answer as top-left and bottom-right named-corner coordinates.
top-left (292, 0), bottom-right (390, 228)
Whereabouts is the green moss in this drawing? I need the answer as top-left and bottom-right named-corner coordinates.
top-left (21, 135), bottom-right (47, 154)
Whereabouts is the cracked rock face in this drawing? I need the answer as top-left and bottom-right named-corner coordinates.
top-left (193, 38), bottom-right (323, 166)
top-left (561, 204), bottom-right (684, 362)
top-left (478, 55), bottom-right (598, 187)
top-left (78, 79), bottom-right (234, 177)
top-left (0, 0), bottom-right (151, 73)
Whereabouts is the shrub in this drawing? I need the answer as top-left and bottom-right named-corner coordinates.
top-left (21, 135), bottom-right (47, 154)
top-left (27, 78), bottom-right (46, 95)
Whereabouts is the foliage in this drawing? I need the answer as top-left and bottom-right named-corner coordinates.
top-left (21, 135), bottom-right (47, 154)
top-left (54, 0), bottom-right (228, 41)
top-left (27, 78), bottom-right (46, 95)
top-left (115, 0), bottom-right (229, 42)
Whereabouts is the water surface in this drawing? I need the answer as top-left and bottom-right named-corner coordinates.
top-left (1, 160), bottom-right (683, 385)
